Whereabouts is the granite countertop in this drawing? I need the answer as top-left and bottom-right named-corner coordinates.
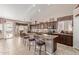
top-left (52, 33), bottom-right (73, 36)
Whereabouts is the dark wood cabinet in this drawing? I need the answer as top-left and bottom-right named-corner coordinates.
top-left (53, 33), bottom-right (73, 46)
top-left (30, 21), bottom-right (57, 32)
top-left (66, 35), bottom-right (73, 46)
top-left (59, 35), bottom-right (73, 46)
top-left (53, 33), bottom-right (73, 52)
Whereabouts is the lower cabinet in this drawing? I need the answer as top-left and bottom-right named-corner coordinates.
top-left (53, 34), bottom-right (73, 52)
top-left (57, 34), bottom-right (73, 46)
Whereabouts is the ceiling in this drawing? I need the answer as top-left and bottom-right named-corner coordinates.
top-left (0, 4), bottom-right (76, 22)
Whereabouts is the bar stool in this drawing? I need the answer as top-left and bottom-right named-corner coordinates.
top-left (23, 36), bottom-right (29, 46)
top-left (35, 40), bottom-right (46, 55)
top-left (28, 38), bottom-right (35, 51)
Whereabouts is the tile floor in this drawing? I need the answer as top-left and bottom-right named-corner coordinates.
top-left (0, 37), bottom-right (79, 55)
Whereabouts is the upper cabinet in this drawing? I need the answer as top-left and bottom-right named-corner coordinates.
top-left (30, 21), bottom-right (57, 33)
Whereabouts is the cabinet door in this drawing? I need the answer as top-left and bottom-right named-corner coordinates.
top-left (62, 35), bottom-right (66, 45)
top-left (58, 35), bottom-right (63, 43)
top-left (66, 36), bottom-right (73, 46)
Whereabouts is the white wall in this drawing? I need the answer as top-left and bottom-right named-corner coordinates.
top-left (73, 7), bottom-right (79, 49)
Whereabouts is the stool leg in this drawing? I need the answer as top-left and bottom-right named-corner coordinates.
top-left (24, 39), bottom-right (26, 45)
top-left (29, 41), bottom-right (31, 51)
top-left (26, 39), bottom-right (28, 46)
top-left (39, 46), bottom-right (42, 55)
top-left (45, 44), bottom-right (46, 54)
top-left (23, 39), bottom-right (26, 46)
top-left (34, 42), bottom-right (36, 52)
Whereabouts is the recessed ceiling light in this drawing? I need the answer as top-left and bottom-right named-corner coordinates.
top-left (33, 4), bottom-right (36, 7)
top-left (48, 4), bottom-right (51, 6)
top-left (38, 9), bottom-right (40, 12)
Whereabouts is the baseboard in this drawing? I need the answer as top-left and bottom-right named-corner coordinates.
top-left (73, 47), bottom-right (79, 51)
